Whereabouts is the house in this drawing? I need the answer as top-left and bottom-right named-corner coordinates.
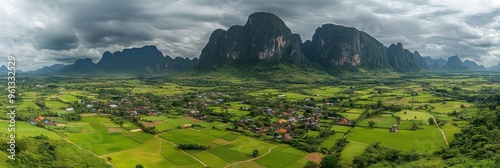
top-left (258, 127), bottom-right (268, 133)
top-left (190, 109), bottom-right (200, 115)
top-left (278, 119), bottom-right (287, 124)
top-left (389, 123), bottom-right (398, 132)
top-left (109, 104), bottom-right (118, 108)
top-left (65, 108), bottom-right (74, 112)
top-left (130, 111), bottom-right (138, 116)
top-left (43, 120), bottom-right (56, 126)
top-left (35, 116), bottom-right (45, 122)
top-left (31, 116), bottom-right (56, 126)
top-left (284, 133), bottom-right (292, 140)
top-left (278, 128), bottom-right (287, 134)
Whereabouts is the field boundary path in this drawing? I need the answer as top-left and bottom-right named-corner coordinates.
top-left (63, 138), bottom-right (116, 168)
top-left (154, 134), bottom-right (208, 167)
top-left (223, 145), bottom-right (282, 168)
top-left (431, 116), bottom-right (449, 147)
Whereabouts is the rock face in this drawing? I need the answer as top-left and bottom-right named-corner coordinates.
top-left (489, 63), bottom-right (500, 71)
top-left (62, 58), bottom-right (96, 72)
top-left (0, 65), bottom-right (7, 73)
top-left (463, 60), bottom-right (487, 71)
top-left (302, 24), bottom-right (390, 70)
top-left (441, 55), bottom-right (468, 71)
top-left (198, 12), bottom-right (427, 73)
top-left (425, 57), bottom-right (447, 70)
top-left (96, 45), bottom-right (165, 72)
top-left (57, 45), bottom-right (198, 74)
top-left (198, 12), bottom-right (305, 68)
top-left (163, 56), bottom-right (198, 72)
top-left (31, 64), bottom-right (66, 74)
top-left (412, 51), bottom-right (428, 70)
top-left (386, 43), bottom-right (420, 72)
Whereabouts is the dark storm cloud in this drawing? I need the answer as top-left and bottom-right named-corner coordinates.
top-left (60, 0), bottom-right (157, 48)
top-left (2, 0), bottom-right (500, 70)
top-left (465, 8), bottom-right (500, 26)
top-left (32, 24), bottom-right (79, 51)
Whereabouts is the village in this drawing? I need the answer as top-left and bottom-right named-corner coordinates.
top-left (28, 88), bottom-right (363, 150)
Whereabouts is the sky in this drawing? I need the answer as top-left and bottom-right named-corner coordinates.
top-left (1, 0), bottom-right (500, 71)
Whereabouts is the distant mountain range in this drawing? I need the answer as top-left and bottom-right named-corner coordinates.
top-left (21, 46), bottom-right (198, 74)
top-left (16, 12), bottom-right (499, 75)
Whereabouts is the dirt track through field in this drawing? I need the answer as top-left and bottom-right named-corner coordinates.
top-left (154, 134), bottom-right (208, 167)
top-left (62, 138), bottom-right (116, 168)
top-left (223, 145), bottom-right (282, 168)
top-left (431, 116), bottom-right (449, 146)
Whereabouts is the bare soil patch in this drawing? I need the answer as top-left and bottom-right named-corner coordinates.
top-left (141, 120), bottom-right (164, 127)
top-left (211, 138), bottom-right (231, 145)
top-left (80, 113), bottom-right (110, 117)
top-left (305, 152), bottom-right (322, 164)
top-left (130, 129), bottom-right (142, 132)
top-left (108, 127), bottom-right (123, 133)
top-left (185, 116), bottom-right (202, 122)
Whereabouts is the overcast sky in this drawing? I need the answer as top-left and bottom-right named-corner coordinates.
top-left (1, 0), bottom-right (499, 70)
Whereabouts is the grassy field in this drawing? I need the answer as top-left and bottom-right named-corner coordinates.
top-left (0, 121), bottom-right (62, 140)
top-left (0, 152), bottom-right (14, 168)
top-left (65, 117), bottom-right (147, 155)
top-left (12, 73), bottom-right (499, 167)
top-left (186, 136), bottom-right (277, 167)
top-left (340, 140), bottom-right (370, 163)
top-left (104, 137), bottom-right (204, 168)
top-left (58, 94), bottom-right (80, 103)
top-left (440, 124), bottom-right (462, 142)
top-left (253, 145), bottom-right (309, 168)
top-left (330, 125), bottom-right (352, 133)
top-left (394, 110), bottom-right (434, 121)
top-left (17, 101), bottom-right (39, 110)
top-left (339, 112), bottom-right (361, 120)
top-left (144, 116), bottom-right (226, 132)
top-left (347, 126), bottom-right (446, 153)
top-left (358, 114), bottom-right (396, 128)
top-left (158, 129), bottom-right (218, 146)
top-left (45, 100), bottom-right (69, 109)
top-left (321, 133), bottom-right (345, 148)
top-left (131, 84), bottom-right (206, 95)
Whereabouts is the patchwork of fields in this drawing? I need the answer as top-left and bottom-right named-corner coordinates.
top-left (2, 74), bottom-right (492, 167)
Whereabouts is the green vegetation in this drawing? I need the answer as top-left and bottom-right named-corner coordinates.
top-left (3, 72), bottom-right (500, 167)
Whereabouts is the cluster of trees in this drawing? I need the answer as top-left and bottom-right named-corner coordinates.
top-left (34, 98), bottom-right (46, 109)
top-left (1, 134), bottom-right (109, 167)
top-left (64, 113), bottom-right (82, 121)
top-left (352, 142), bottom-right (420, 167)
top-left (436, 105), bottom-right (500, 166)
top-left (178, 144), bottom-right (210, 150)
top-left (305, 139), bottom-right (349, 168)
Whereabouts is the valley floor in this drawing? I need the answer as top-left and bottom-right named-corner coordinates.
top-left (2, 72), bottom-right (496, 167)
